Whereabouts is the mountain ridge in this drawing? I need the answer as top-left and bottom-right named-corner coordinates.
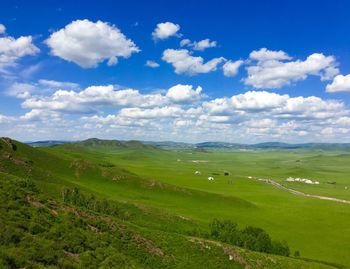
top-left (25, 138), bottom-right (350, 150)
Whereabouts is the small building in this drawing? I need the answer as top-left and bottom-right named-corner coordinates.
top-left (195, 171), bottom-right (201, 175)
top-left (208, 176), bottom-right (214, 181)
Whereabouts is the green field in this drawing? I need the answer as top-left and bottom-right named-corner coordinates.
top-left (1, 137), bottom-right (349, 268)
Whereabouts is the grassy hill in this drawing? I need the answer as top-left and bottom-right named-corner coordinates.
top-left (56, 138), bottom-right (155, 152)
top-left (0, 137), bottom-right (348, 268)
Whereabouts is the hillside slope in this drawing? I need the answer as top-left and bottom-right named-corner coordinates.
top-left (0, 137), bottom-right (345, 269)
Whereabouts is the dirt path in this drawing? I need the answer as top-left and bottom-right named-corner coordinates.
top-left (251, 177), bottom-right (350, 205)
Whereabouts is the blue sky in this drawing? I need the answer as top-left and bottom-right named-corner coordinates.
top-left (1, 0), bottom-right (350, 142)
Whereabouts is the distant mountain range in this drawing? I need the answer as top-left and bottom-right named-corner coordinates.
top-left (25, 138), bottom-right (350, 150)
top-left (194, 141), bottom-right (350, 150)
top-left (26, 140), bottom-right (71, 147)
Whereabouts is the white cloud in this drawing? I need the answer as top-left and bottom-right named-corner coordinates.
top-left (38, 79), bottom-right (79, 89)
top-left (22, 85), bottom-right (167, 113)
top-left (0, 114), bottom-right (9, 123)
top-left (6, 79), bottom-right (79, 99)
top-left (244, 48), bottom-right (339, 89)
top-left (326, 74), bottom-right (350, 93)
top-left (166, 84), bottom-right (202, 103)
top-left (119, 106), bottom-right (183, 119)
top-left (180, 39), bottom-right (191, 47)
top-left (5, 80), bottom-right (350, 143)
top-left (19, 109), bottom-right (61, 121)
top-left (19, 84), bottom-right (205, 114)
top-left (0, 35), bottom-right (39, 70)
top-left (82, 114), bottom-right (147, 127)
top-left (203, 91), bottom-right (346, 122)
top-left (152, 22), bottom-right (180, 40)
top-left (249, 48), bottom-right (291, 61)
top-left (192, 39), bottom-right (217, 51)
top-left (145, 60), bottom-right (160, 68)
top-left (45, 19), bottom-right (139, 68)
top-left (274, 96), bottom-right (346, 120)
top-left (180, 38), bottom-right (217, 51)
top-left (204, 91), bottom-right (289, 115)
top-left (245, 118), bottom-right (277, 128)
top-left (162, 49), bottom-right (225, 75)
top-left (20, 109), bottom-right (42, 121)
top-left (7, 82), bottom-right (37, 98)
top-left (223, 60), bottom-right (243, 77)
top-left (231, 91), bottom-right (288, 111)
top-left (0, 24), bottom-right (6, 34)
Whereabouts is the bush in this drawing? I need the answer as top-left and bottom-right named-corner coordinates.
top-left (61, 188), bottom-right (127, 219)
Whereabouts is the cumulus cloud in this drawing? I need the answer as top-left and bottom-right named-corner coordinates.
top-left (223, 60), bottom-right (244, 77)
top-left (192, 39), bottom-right (217, 51)
top-left (19, 109), bottom-right (62, 122)
top-left (274, 96), bottom-right (346, 120)
top-left (249, 48), bottom-right (291, 62)
top-left (244, 48), bottom-right (339, 89)
top-left (162, 49), bottom-right (225, 75)
top-left (0, 24), bottom-right (6, 34)
top-left (22, 85), bottom-right (167, 113)
top-left (145, 60), bottom-right (160, 68)
top-left (166, 84), bottom-right (202, 103)
top-left (204, 91), bottom-right (289, 115)
top-left (20, 83), bottom-right (205, 114)
top-left (202, 91), bottom-right (346, 125)
top-left (0, 35), bottom-right (39, 70)
top-left (180, 38), bottom-right (217, 51)
top-left (45, 19), bottom-right (139, 68)
top-left (5, 80), bottom-right (350, 143)
top-left (326, 74), bottom-right (350, 93)
top-left (152, 22), bottom-right (181, 40)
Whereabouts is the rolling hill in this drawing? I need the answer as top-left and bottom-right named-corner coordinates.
top-left (0, 137), bottom-right (348, 268)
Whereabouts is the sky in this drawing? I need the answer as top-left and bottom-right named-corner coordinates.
top-left (1, 0), bottom-right (350, 143)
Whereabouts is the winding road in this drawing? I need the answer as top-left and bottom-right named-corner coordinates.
top-left (251, 177), bottom-right (350, 205)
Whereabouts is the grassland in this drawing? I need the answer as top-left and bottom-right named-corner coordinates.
top-left (1, 137), bottom-right (349, 268)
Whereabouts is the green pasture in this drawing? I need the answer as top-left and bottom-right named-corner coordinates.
top-left (38, 145), bottom-right (350, 267)
top-left (1, 138), bottom-right (349, 267)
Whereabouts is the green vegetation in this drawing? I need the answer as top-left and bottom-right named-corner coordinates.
top-left (210, 219), bottom-right (290, 256)
top-left (0, 137), bottom-right (349, 268)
